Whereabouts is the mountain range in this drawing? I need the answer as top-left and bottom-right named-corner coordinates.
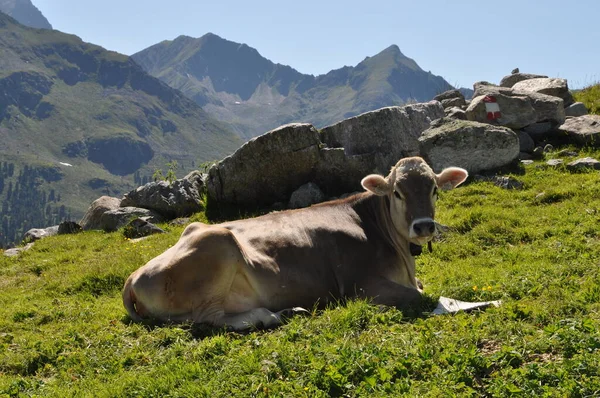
top-left (132, 34), bottom-right (460, 138)
top-left (0, 11), bottom-right (241, 246)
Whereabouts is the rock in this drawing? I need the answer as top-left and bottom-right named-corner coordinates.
top-left (207, 123), bottom-right (322, 208)
top-left (511, 68), bottom-right (520, 74)
top-left (169, 218), bottom-right (191, 226)
top-left (320, 101), bottom-right (444, 172)
top-left (492, 176), bottom-right (524, 190)
top-left (3, 243), bottom-right (35, 257)
top-left (123, 218), bottom-right (165, 239)
top-left (565, 102), bottom-right (588, 117)
top-left (476, 175), bottom-right (524, 190)
top-left (288, 183), bottom-right (326, 209)
top-left (472, 82), bottom-right (513, 99)
top-left (557, 149), bottom-right (578, 157)
top-left (121, 170), bottom-right (206, 219)
top-left (79, 196), bottom-right (122, 230)
top-left (514, 91), bottom-right (565, 125)
top-left (512, 78), bottom-right (574, 107)
top-left (100, 207), bottom-right (163, 232)
top-left (418, 119), bottom-right (519, 173)
top-left (566, 157), bottom-right (600, 171)
top-left (521, 160), bottom-right (534, 165)
top-left (517, 131), bottom-right (535, 153)
top-left (466, 93), bottom-right (537, 129)
top-left (58, 221), bottom-right (82, 235)
top-left (523, 122), bottom-right (554, 143)
top-left (499, 73), bottom-right (548, 88)
top-left (23, 225), bottom-right (59, 243)
top-left (207, 103), bottom-right (445, 209)
top-left (558, 115), bottom-right (600, 146)
top-left (546, 159), bottom-right (563, 167)
top-left (445, 106), bottom-right (467, 120)
top-left (434, 89), bottom-right (466, 109)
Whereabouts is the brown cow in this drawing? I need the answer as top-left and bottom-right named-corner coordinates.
top-left (123, 157), bottom-right (468, 330)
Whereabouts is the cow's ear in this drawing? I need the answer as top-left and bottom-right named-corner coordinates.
top-left (436, 167), bottom-right (468, 190)
top-left (361, 174), bottom-right (391, 196)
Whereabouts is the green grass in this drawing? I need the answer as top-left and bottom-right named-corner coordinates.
top-left (573, 83), bottom-right (600, 115)
top-left (2, 147), bottom-right (600, 396)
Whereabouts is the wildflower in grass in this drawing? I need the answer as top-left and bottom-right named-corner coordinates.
top-left (473, 285), bottom-right (478, 291)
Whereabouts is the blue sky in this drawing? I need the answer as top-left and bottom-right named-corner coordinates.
top-left (34, 0), bottom-right (599, 89)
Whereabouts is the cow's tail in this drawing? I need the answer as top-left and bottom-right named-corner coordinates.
top-left (122, 275), bottom-right (143, 322)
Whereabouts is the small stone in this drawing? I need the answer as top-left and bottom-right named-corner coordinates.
top-left (566, 157), bottom-right (600, 171)
top-left (520, 160), bottom-right (534, 165)
top-left (492, 176), bottom-right (524, 190)
top-left (557, 149), bottom-right (578, 157)
top-left (546, 159), bottom-right (563, 166)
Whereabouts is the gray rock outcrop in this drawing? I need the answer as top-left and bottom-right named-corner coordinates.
top-left (559, 115), bottom-right (600, 146)
top-left (566, 157), bottom-right (600, 171)
top-left (121, 170), bottom-right (206, 218)
top-left (499, 73), bottom-right (548, 88)
top-left (512, 78), bottom-right (574, 107)
top-left (207, 102), bottom-right (444, 208)
top-left (433, 90), bottom-right (466, 109)
top-left (466, 93), bottom-right (537, 129)
top-left (23, 225), bottom-right (59, 243)
top-left (79, 196), bottom-right (122, 230)
top-left (100, 207), bottom-right (163, 232)
top-left (207, 123), bottom-right (321, 208)
top-left (419, 119), bottom-right (519, 173)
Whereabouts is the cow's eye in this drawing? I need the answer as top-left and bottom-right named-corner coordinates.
top-left (394, 191), bottom-right (402, 200)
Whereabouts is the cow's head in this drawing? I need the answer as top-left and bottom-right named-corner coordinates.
top-left (361, 157), bottom-right (468, 245)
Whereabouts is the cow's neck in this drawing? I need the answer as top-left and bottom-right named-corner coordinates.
top-left (353, 193), bottom-right (418, 289)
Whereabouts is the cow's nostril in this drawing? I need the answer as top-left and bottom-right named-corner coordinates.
top-left (413, 220), bottom-right (435, 237)
top-left (428, 222), bottom-right (435, 234)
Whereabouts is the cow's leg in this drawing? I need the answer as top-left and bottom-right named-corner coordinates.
top-left (212, 307), bottom-right (309, 331)
top-left (361, 277), bottom-right (422, 311)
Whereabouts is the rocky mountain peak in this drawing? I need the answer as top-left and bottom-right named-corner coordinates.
top-left (0, 0), bottom-right (52, 29)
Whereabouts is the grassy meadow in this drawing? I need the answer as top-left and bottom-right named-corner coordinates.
top-left (1, 146), bottom-right (600, 397)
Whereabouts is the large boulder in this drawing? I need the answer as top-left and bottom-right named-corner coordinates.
top-left (512, 78), bottom-right (574, 107)
top-left (433, 90), bottom-right (466, 109)
top-left (99, 207), bottom-right (164, 232)
top-left (419, 119), bottom-right (519, 173)
top-left (79, 196), bottom-right (122, 230)
top-left (558, 115), bottom-right (600, 146)
top-left (207, 103), bottom-right (445, 208)
top-left (320, 101), bottom-right (444, 173)
top-left (513, 90), bottom-right (565, 125)
top-left (207, 123), bottom-right (322, 208)
top-left (466, 93), bottom-right (537, 129)
top-left (121, 170), bottom-right (205, 218)
top-left (472, 82), bottom-right (513, 99)
top-left (499, 73), bottom-right (548, 88)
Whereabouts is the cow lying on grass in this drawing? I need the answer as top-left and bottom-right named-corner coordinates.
top-left (123, 157), bottom-right (468, 330)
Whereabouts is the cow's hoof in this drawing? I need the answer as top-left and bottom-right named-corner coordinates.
top-left (276, 307), bottom-right (310, 319)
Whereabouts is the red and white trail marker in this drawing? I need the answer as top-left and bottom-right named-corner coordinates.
top-left (483, 95), bottom-right (501, 120)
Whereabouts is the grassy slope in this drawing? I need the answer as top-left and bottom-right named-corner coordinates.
top-left (1, 145), bottom-right (599, 397)
top-left (573, 83), bottom-right (600, 115)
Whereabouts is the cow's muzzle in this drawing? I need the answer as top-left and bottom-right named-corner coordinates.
top-left (409, 218), bottom-right (436, 243)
